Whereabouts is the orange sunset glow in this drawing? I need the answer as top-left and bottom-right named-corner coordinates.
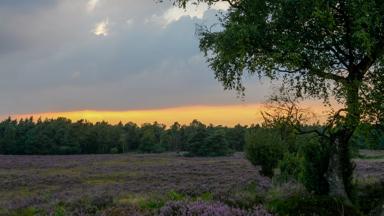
top-left (10, 103), bottom-right (330, 126)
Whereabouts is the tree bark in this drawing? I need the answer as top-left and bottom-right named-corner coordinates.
top-left (326, 71), bottom-right (361, 205)
top-left (326, 136), bottom-right (352, 205)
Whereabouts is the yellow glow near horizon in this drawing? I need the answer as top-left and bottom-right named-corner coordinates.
top-left (9, 103), bottom-right (331, 127)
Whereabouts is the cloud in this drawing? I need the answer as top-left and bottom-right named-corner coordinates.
top-left (148, 2), bottom-right (229, 27)
top-left (126, 19), bottom-right (134, 26)
top-left (0, 0), bottom-right (269, 116)
top-left (163, 4), bottom-right (206, 24)
top-left (0, 0), bottom-right (56, 11)
top-left (93, 19), bottom-right (109, 36)
top-left (211, 2), bottom-right (230, 11)
top-left (87, 0), bottom-right (99, 12)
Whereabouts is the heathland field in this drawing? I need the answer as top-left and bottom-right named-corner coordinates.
top-left (0, 152), bottom-right (383, 215)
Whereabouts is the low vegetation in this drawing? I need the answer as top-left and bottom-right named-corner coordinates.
top-left (0, 151), bottom-right (383, 215)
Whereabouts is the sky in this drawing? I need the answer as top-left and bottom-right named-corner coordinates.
top-left (0, 0), bottom-right (326, 126)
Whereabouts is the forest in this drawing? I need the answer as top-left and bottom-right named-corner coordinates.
top-left (0, 117), bottom-right (382, 156)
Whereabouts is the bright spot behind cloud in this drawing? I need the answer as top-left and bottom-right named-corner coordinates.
top-left (93, 19), bottom-right (109, 36)
top-left (87, 0), bottom-right (99, 12)
top-left (126, 19), bottom-right (134, 26)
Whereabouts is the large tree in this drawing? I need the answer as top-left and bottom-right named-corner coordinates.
top-left (167, 0), bottom-right (384, 202)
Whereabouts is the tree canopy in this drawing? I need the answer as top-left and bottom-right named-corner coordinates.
top-left (168, 0), bottom-right (384, 202)
top-left (171, 0), bottom-right (384, 121)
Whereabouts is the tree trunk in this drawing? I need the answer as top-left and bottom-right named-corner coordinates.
top-left (326, 136), bottom-right (352, 205)
top-left (326, 72), bottom-right (362, 205)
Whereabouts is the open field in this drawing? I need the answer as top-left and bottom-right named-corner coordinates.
top-left (0, 153), bottom-right (271, 214)
top-left (355, 150), bottom-right (384, 181)
top-left (0, 152), bottom-right (383, 215)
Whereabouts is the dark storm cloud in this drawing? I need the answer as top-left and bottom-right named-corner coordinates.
top-left (0, 0), bottom-right (269, 115)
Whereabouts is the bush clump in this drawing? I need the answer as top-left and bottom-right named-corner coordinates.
top-left (298, 136), bottom-right (330, 195)
top-left (356, 181), bottom-right (384, 215)
top-left (245, 128), bottom-right (285, 177)
top-left (267, 194), bottom-right (362, 216)
top-left (276, 153), bottom-right (302, 183)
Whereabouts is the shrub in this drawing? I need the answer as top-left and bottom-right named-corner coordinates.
top-left (159, 201), bottom-right (272, 216)
top-left (10, 208), bottom-right (37, 216)
top-left (50, 206), bottom-right (66, 216)
top-left (298, 136), bottom-right (330, 195)
top-left (167, 191), bottom-right (185, 201)
top-left (276, 153), bottom-right (302, 183)
top-left (100, 206), bottom-right (143, 216)
top-left (267, 194), bottom-right (362, 216)
top-left (356, 181), bottom-right (384, 215)
top-left (245, 128), bottom-right (285, 177)
top-left (137, 196), bottom-right (166, 211)
top-left (62, 195), bottom-right (113, 215)
top-left (110, 147), bottom-right (119, 154)
top-left (219, 183), bottom-right (264, 210)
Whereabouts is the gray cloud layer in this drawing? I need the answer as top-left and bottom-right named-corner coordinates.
top-left (0, 0), bottom-right (269, 115)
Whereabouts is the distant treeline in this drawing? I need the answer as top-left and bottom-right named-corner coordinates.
top-left (0, 117), bottom-right (247, 155)
top-left (0, 117), bottom-right (382, 155)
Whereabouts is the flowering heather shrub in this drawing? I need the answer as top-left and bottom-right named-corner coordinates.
top-left (158, 201), bottom-right (273, 216)
top-left (0, 153), bottom-right (271, 211)
top-left (100, 206), bottom-right (145, 216)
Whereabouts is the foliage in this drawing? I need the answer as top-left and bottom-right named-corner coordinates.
top-left (220, 182), bottom-right (264, 210)
top-left (10, 208), bottom-right (38, 216)
top-left (351, 124), bottom-right (384, 150)
top-left (298, 136), bottom-right (330, 195)
top-left (159, 201), bottom-right (272, 216)
top-left (355, 181), bottom-right (384, 215)
top-left (197, 130), bottom-right (232, 156)
top-left (138, 122), bottom-right (167, 153)
top-left (184, 120), bottom-right (209, 156)
top-left (225, 124), bottom-right (247, 151)
top-left (267, 194), bottom-right (362, 216)
top-left (183, 120), bottom-right (233, 157)
top-left (276, 153), bottom-right (302, 183)
top-left (0, 118), bottom-right (246, 155)
top-left (245, 127), bottom-right (284, 177)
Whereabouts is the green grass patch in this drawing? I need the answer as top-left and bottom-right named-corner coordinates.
top-left (197, 192), bottom-right (214, 201)
top-left (138, 197), bottom-right (165, 210)
top-left (9, 208), bottom-right (38, 216)
top-left (166, 191), bottom-right (185, 201)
